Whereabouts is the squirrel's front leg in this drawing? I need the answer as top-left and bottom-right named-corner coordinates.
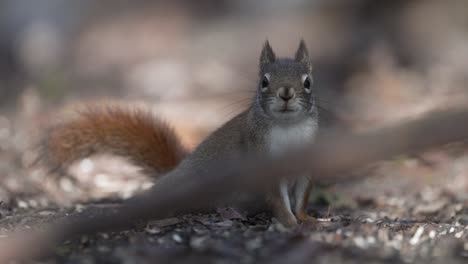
top-left (268, 180), bottom-right (298, 227)
top-left (293, 176), bottom-right (314, 222)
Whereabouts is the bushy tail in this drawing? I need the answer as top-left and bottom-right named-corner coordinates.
top-left (37, 105), bottom-right (187, 175)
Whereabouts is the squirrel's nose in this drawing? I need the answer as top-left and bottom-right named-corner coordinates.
top-left (277, 87), bottom-right (295, 102)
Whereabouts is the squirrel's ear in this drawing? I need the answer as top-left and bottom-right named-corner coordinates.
top-left (260, 40), bottom-right (276, 66)
top-left (295, 39), bottom-right (312, 70)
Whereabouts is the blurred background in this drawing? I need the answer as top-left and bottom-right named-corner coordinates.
top-left (1, 0), bottom-right (468, 205)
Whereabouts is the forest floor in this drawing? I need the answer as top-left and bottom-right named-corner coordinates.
top-left (1, 137), bottom-right (468, 263)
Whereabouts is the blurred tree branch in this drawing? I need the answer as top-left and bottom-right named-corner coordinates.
top-left (1, 108), bottom-right (468, 262)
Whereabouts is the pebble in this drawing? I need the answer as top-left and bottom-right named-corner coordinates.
top-left (246, 237), bottom-right (262, 250)
top-left (17, 200), bottom-right (28, 209)
top-left (410, 226), bottom-right (425, 245)
top-left (172, 233), bottom-right (183, 243)
top-left (97, 245), bottom-right (111, 253)
top-left (38, 210), bottom-right (55, 216)
top-left (454, 231), bottom-right (464, 238)
top-left (190, 236), bottom-right (208, 249)
top-left (145, 226), bottom-right (161, 235)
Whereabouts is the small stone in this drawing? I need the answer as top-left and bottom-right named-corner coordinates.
top-left (216, 207), bottom-right (246, 221)
top-left (366, 236), bottom-right (376, 244)
top-left (172, 234), bottom-right (183, 243)
top-left (38, 210), bottom-right (55, 216)
top-left (17, 200), bottom-right (28, 209)
top-left (145, 226), bottom-right (161, 235)
top-left (246, 237), bottom-right (262, 250)
top-left (413, 200), bottom-right (446, 215)
top-left (75, 204), bottom-right (85, 213)
top-left (353, 236), bottom-right (367, 249)
top-left (190, 236), bottom-right (208, 250)
top-left (192, 225), bottom-right (208, 235)
top-left (214, 220), bottom-right (233, 227)
top-left (28, 199), bottom-right (38, 208)
top-left (97, 245), bottom-right (111, 253)
top-left (99, 233), bottom-right (110, 239)
top-left (410, 226), bottom-right (425, 245)
top-left (81, 235), bottom-right (89, 244)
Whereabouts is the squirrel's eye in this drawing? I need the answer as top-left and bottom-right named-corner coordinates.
top-left (261, 74), bottom-right (270, 92)
top-left (304, 77), bottom-right (310, 89)
top-left (302, 74), bottom-right (312, 93)
top-left (262, 76), bottom-right (269, 88)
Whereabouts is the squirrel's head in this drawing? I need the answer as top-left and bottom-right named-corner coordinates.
top-left (255, 40), bottom-right (317, 122)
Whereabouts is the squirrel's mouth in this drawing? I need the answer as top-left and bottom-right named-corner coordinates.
top-left (279, 103), bottom-right (299, 113)
top-left (270, 104), bottom-right (302, 119)
top-left (266, 100), bottom-right (304, 119)
top-left (279, 107), bottom-right (295, 113)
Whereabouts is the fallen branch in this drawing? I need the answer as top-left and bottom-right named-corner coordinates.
top-left (1, 109), bottom-right (468, 262)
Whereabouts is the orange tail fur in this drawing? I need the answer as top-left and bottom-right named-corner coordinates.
top-left (37, 105), bottom-right (187, 175)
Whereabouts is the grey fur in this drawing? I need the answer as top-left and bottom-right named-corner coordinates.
top-left (295, 39), bottom-right (312, 71)
top-left (161, 41), bottom-right (319, 220)
top-left (260, 40), bottom-right (276, 68)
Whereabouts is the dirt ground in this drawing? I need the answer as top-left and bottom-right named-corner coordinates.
top-left (0, 128), bottom-right (467, 263)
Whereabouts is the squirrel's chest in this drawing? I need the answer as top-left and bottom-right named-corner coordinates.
top-left (267, 119), bottom-right (318, 156)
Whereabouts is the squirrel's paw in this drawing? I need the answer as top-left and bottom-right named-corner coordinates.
top-left (296, 212), bottom-right (317, 224)
top-left (274, 214), bottom-right (298, 228)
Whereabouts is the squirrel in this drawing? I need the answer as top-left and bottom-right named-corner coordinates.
top-left (38, 40), bottom-right (319, 227)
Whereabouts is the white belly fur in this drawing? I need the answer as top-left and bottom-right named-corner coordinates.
top-left (269, 118), bottom-right (318, 217)
top-left (268, 118), bottom-right (318, 156)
